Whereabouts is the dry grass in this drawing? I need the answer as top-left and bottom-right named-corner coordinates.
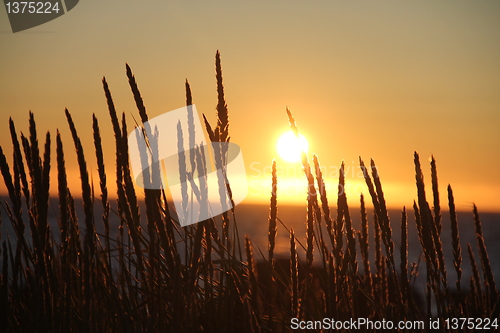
top-left (0, 52), bottom-right (499, 332)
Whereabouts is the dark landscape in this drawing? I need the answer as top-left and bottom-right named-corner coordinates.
top-left (0, 57), bottom-right (499, 332)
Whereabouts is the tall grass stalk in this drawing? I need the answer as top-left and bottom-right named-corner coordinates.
top-left (0, 52), bottom-right (498, 332)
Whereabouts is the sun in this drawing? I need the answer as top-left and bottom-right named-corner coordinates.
top-left (277, 130), bottom-right (309, 163)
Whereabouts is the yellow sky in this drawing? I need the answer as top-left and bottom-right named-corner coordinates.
top-left (1, 1), bottom-right (499, 211)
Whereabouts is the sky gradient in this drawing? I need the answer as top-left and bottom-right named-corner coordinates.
top-left (1, 1), bottom-right (499, 211)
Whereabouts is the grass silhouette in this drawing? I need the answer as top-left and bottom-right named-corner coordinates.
top-left (0, 52), bottom-right (499, 332)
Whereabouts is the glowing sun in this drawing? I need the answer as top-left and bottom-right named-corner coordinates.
top-left (277, 130), bottom-right (309, 163)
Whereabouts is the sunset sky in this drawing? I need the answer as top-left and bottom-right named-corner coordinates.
top-left (1, 1), bottom-right (499, 211)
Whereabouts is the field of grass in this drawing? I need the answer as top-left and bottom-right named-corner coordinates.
top-left (0, 52), bottom-right (499, 332)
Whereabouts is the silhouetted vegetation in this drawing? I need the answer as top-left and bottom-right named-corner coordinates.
top-left (0, 52), bottom-right (498, 332)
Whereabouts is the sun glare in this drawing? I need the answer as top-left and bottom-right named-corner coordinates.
top-left (277, 131), bottom-right (309, 163)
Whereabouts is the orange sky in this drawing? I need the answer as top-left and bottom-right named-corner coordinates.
top-left (1, 1), bottom-right (499, 211)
